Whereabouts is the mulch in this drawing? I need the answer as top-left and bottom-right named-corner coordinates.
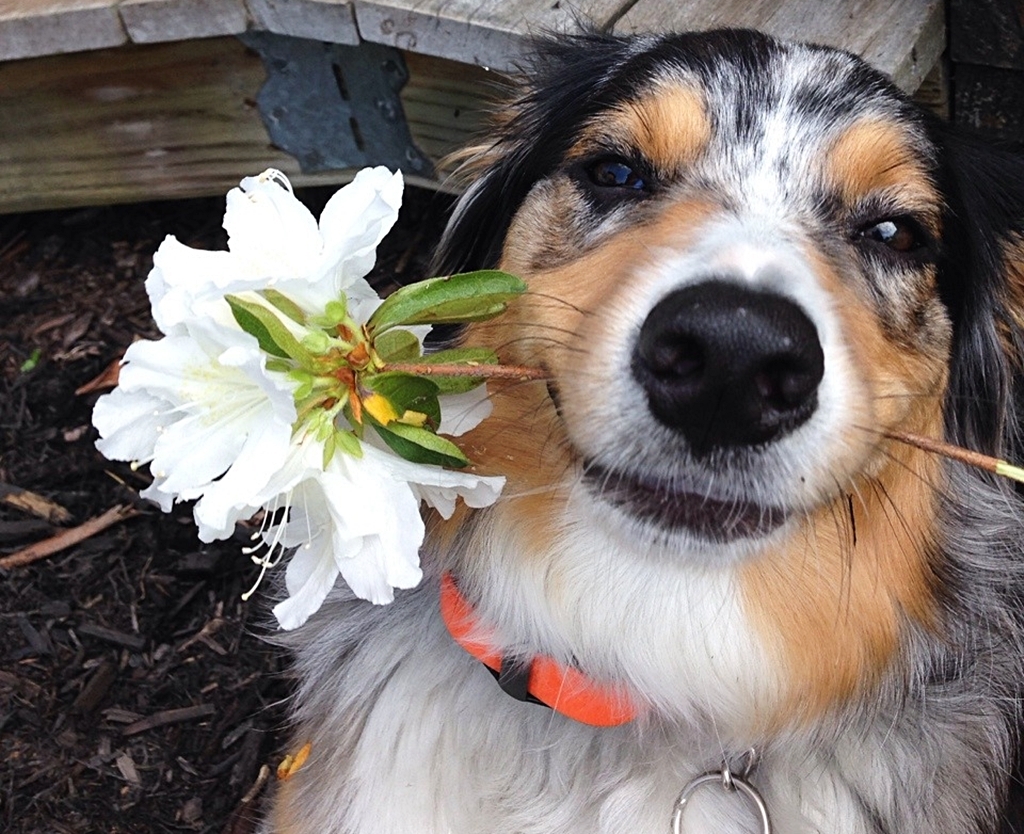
top-left (0, 183), bottom-right (454, 834)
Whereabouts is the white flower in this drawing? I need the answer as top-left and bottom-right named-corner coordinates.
top-left (93, 320), bottom-right (298, 540)
top-left (93, 167), bottom-right (506, 630)
top-left (226, 429), bottom-right (503, 630)
top-left (147, 166), bottom-right (403, 333)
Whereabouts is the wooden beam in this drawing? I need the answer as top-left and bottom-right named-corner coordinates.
top-left (0, 0), bottom-right (127, 60)
top-left (0, 37), bottom-right (491, 213)
top-left (245, 0), bottom-right (359, 45)
top-left (118, 0), bottom-right (248, 43)
top-left (615, 0), bottom-right (945, 91)
top-left (353, 0), bottom-right (634, 70)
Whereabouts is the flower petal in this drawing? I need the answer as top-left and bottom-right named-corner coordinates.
top-left (317, 167), bottom-right (403, 283)
top-left (93, 386), bottom-right (174, 478)
top-left (273, 536), bottom-right (342, 630)
top-left (146, 237), bottom-right (247, 334)
top-left (224, 169), bottom-right (321, 280)
top-left (437, 386), bottom-right (494, 437)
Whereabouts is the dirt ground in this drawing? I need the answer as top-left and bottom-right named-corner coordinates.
top-left (0, 183), bottom-right (454, 834)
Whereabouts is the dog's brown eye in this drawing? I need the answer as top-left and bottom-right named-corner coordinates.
top-left (857, 218), bottom-right (924, 254)
top-left (587, 159), bottom-right (647, 191)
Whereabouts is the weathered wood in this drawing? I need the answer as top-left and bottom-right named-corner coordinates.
top-left (0, 0), bottom-right (126, 60)
top-left (948, 0), bottom-right (1024, 146)
top-left (118, 0), bottom-right (248, 42)
top-left (954, 63), bottom-right (1024, 144)
top-left (912, 57), bottom-right (949, 120)
top-left (401, 49), bottom-right (496, 173)
top-left (245, 0), bottom-right (359, 45)
top-left (353, 0), bottom-right (634, 69)
top-left (0, 38), bottom-right (339, 213)
top-left (615, 0), bottom-right (945, 91)
top-left (950, 0), bottom-right (1024, 71)
top-left (0, 37), bottom-right (488, 213)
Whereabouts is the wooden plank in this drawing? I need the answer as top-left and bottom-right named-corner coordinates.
top-left (401, 49), bottom-right (496, 173)
top-left (949, 0), bottom-right (1024, 71)
top-left (353, 0), bottom-right (633, 70)
top-left (0, 37), bottom-right (488, 213)
top-left (615, 0), bottom-right (945, 92)
top-left (954, 63), bottom-right (1024, 144)
top-left (118, 0), bottom-right (248, 43)
top-left (0, 0), bottom-right (127, 60)
top-left (244, 0), bottom-right (359, 45)
top-left (0, 38), bottom-right (340, 213)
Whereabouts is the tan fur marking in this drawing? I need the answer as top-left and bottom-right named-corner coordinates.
top-left (569, 84), bottom-right (711, 173)
top-left (826, 119), bottom-right (941, 230)
top-left (451, 384), bottom-right (569, 558)
top-left (268, 778), bottom-right (303, 834)
top-left (742, 251), bottom-right (948, 725)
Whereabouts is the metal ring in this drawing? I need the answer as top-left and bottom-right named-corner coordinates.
top-left (671, 771), bottom-right (772, 834)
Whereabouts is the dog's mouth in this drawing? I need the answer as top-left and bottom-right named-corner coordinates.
top-left (582, 461), bottom-right (789, 542)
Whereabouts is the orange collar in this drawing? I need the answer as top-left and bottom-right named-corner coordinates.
top-left (439, 573), bottom-right (639, 727)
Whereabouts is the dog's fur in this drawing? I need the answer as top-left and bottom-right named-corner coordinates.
top-left (267, 30), bottom-right (1024, 833)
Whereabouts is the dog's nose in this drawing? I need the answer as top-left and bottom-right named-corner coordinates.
top-left (631, 281), bottom-right (824, 453)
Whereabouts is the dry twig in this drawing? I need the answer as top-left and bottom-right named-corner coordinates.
top-left (885, 430), bottom-right (1024, 484)
top-left (0, 504), bottom-right (139, 569)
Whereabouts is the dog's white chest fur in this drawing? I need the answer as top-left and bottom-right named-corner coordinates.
top-left (278, 570), bottom-right (879, 834)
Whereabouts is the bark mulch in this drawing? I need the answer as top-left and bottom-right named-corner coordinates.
top-left (0, 184), bottom-right (454, 834)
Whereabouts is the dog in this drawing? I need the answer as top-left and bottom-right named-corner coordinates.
top-left (266, 29), bottom-right (1024, 833)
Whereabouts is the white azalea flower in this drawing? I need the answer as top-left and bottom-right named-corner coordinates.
top-left (93, 167), bottom-right (510, 630)
top-left (148, 166), bottom-right (403, 333)
top-left (93, 320), bottom-right (298, 538)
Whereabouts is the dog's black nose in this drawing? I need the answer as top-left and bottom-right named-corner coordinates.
top-left (631, 281), bottom-right (824, 453)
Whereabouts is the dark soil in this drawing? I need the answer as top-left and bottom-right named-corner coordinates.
top-left (0, 183), bottom-right (454, 834)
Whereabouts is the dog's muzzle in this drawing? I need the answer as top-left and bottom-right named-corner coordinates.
top-left (631, 280), bottom-right (824, 455)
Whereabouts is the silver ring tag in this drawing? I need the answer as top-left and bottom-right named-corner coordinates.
top-left (671, 769), bottom-right (772, 834)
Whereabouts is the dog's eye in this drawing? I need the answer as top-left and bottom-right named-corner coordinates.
top-left (855, 217), bottom-right (926, 255)
top-left (586, 159), bottom-right (647, 191)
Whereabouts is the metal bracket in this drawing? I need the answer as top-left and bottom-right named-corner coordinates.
top-left (239, 32), bottom-right (434, 178)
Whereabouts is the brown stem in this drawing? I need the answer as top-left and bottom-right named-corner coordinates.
top-left (883, 430), bottom-right (1000, 473)
top-left (384, 362), bottom-right (548, 381)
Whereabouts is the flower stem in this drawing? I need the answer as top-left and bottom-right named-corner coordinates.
top-left (884, 430), bottom-right (1024, 484)
top-left (384, 362), bottom-right (548, 381)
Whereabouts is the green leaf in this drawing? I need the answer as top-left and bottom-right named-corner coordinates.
top-left (333, 428), bottom-right (363, 459)
top-left (226, 295), bottom-right (312, 363)
top-left (373, 329), bottom-right (422, 363)
top-left (259, 288), bottom-right (307, 324)
top-left (366, 270), bottom-right (527, 335)
top-left (418, 347), bottom-right (498, 394)
top-left (322, 431), bottom-right (337, 469)
top-left (364, 372), bottom-right (441, 427)
top-left (19, 348), bottom-right (42, 373)
top-left (372, 421), bottom-right (470, 468)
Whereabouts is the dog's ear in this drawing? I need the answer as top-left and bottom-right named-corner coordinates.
top-left (432, 32), bottom-right (638, 276)
top-left (933, 128), bottom-right (1024, 458)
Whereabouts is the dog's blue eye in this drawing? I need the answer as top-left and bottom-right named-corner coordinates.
top-left (858, 218), bottom-right (923, 254)
top-left (588, 159), bottom-right (647, 191)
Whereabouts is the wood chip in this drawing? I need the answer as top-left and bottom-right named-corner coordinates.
top-left (0, 504), bottom-right (139, 570)
top-left (71, 660), bottom-right (118, 715)
top-left (115, 751), bottom-right (141, 785)
top-left (101, 708), bottom-right (144, 724)
top-left (122, 704), bottom-right (215, 737)
top-left (76, 623), bottom-right (146, 651)
top-left (0, 482), bottom-right (73, 524)
top-left (75, 355), bottom-right (122, 395)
